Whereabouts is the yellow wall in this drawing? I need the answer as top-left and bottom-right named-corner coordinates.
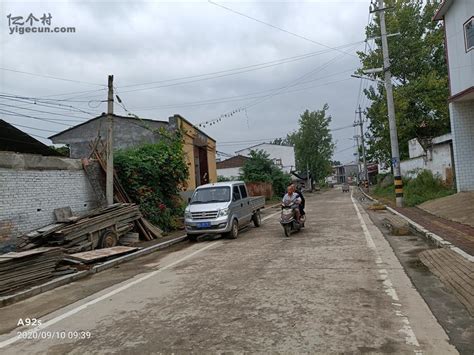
top-left (182, 134), bottom-right (196, 190)
top-left (176, 116), bottom-right (216, 190)
top-left (207, 140), bottom-right (217, 184)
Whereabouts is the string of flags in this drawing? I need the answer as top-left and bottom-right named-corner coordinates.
top-left (197, 107), bottom-right (246, 128)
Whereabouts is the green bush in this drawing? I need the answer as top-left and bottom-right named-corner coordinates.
top-left (404, 170), bottom-right (454, 206)
top-left (240, 150), bottom-right (291, 197)
top-left (373, 171), bottom-right (454, 206)
top-left (115, 130), bottom-right (189, 231)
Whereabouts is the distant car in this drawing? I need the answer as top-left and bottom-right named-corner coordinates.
top-left (342, 183), bottom-right (350, 193)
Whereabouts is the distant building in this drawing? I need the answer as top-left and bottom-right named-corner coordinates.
top-left (50, 114), bottom-right (217, 191)
top-left (235, 143), bottom-right (295, 173)
top-left (434, 0), bottom-right (474, 191)
top-left (331, 163), bottom-right (359, 184)
top-left (400, 133), bottom-right (454, 184)
top-left (216, 155), bottom-right (248, 180)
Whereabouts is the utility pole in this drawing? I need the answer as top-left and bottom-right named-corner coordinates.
top-left (353, 135), bottom-right (361, 183)
top-left (375, 0), bottom-right (403, 207)
top-left (356, 106), bottom-right (369, 190)
top-left (106, 75), bottom-right (114, 206)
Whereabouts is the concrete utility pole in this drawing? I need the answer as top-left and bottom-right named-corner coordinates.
top-left (353, 135), bottom-right (361, 184)
top-left (106, 75), bottom-right (114, 206)
top-left (375, 0), bottom-right (403, 207)
top-left (356, 106), bottom-right (369, 190)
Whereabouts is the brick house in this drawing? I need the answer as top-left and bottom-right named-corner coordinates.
top-left (49, 114), bottom-right (217, 192)
top-left (216, 155), bottom-right (249, 180)
top-left (434, 0), bottom-right (474, 191)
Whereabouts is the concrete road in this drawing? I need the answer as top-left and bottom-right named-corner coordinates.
top-left (0, 188), bottom-right (457, 354)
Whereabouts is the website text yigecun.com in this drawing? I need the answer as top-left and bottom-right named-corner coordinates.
top-left (9, 26), bottom-right (76, 35)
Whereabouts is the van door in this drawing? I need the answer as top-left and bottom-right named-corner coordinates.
top-left (238, 184), bottom-right (252, 223)
top-left (231, 185), bottom-right (243, 223)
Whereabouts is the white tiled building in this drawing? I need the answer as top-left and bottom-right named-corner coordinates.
top-left (434, 0), bottom-right (474, 191)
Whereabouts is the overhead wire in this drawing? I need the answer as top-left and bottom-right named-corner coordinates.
top-left (196, 41), bottom-right (362, 128)
top-left (0, 95), bottom-right (98, 116)
top-left (209, 1), bottom-right (359, 59)
top-left (0, 67), bottom-right (105, 87)
top-left (0, 102), bottom-right (92, 121)
top-left (0, 108), bottom-right (74, 127)
top-left (118, 41), bottom-right (364, 92)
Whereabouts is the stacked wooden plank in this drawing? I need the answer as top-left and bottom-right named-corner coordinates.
top-left (18, 204), bottom-right (141, 254)
top-left (0, 247), bottom-right (63, 295)
top-left (90, 141), bottom-right (162, 241)
top-left (66, 246), bottom-right (139, 264)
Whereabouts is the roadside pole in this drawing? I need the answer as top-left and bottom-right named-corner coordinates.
top-left (106, 75), bottom-right (114, 206)
top-left (375, 0), bottom-right (403, 207)
top-left (353, 135), bottom-right (361, 184)
top-left (356, 106), bottom-right (369, 191)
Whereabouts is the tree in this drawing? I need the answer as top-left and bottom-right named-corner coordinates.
top-left (357, 0), bottom-right (449, 163)
top-left (290, 105), bottom-right (335, 185)
top-left (240, 150), bottom-right (291, 196)
top-left (115, 129), bottom-right (189, 231)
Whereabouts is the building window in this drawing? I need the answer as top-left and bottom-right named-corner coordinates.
top-left (465, 17), bottom-right (474, 52)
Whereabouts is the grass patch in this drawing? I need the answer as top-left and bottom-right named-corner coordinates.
top-left (372, 171), bottom-right (455, 207)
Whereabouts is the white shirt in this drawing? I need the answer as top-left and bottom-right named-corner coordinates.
top-left (282, 192), bottom-right (301, 206)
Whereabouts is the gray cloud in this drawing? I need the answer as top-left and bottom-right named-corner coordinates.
top-left (0, 0), bottom-right (371, 164)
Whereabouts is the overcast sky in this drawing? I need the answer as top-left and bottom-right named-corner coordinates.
top-left (0, 0), bottom-right (374, 164)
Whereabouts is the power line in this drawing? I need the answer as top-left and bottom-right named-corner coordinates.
top-left (0, 102), bottom-right (91, 121)
top-left (209, 0), bottom-right (359, 58)
top-left (0, 67), bottom-right (105, 86)
top-left (6, 122), bottom-right (58, 133)
top-left (118, 42), bottom-right (364, 91)
top-left (0, 95), bottom-right (97, 116)
top-left (217, 123), bottom-right (354, 146)
top-left (243, 45), bottom-right (358, 110)
top-left (0, 108), bottom-right (73, 127)
top-left (334, 145), bottom-right (356, 154)
top-left (198, 44), bottom-right (361, 129)
top-left (128, 69), bottom-right (356, 112)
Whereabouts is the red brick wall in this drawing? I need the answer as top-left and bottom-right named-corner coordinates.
top-left (246, 182), bottom-right (273, 199)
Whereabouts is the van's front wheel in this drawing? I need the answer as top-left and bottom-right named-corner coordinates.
top-left (224, 220), bottom-right (239, 239)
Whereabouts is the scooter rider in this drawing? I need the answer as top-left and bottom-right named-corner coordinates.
top-left (282, 184), bottom-right (302, 222)
top-left (294, 184), bottom-right (305, 216)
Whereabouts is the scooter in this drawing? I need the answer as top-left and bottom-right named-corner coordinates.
top-left (280, 204), bottom-right (305, 237)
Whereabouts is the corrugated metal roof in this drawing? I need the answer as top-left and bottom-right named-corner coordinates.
top-left (0, 119), bottom-right (61, 156)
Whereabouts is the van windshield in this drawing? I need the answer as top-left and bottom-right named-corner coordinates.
top-left (190, 187), bottom-right (231, 204)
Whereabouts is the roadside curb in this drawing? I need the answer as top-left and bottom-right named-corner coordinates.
top-left (0, 235), bottom-right (188, 308)
top-left (358, 188), bottom-right (473, 263)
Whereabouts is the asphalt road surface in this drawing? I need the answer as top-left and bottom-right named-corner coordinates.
top-left (0, 188), bottom-right (458, 354)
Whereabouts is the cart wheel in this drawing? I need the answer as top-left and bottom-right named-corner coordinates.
top-left (100, 230), bottom-right (118, 248)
